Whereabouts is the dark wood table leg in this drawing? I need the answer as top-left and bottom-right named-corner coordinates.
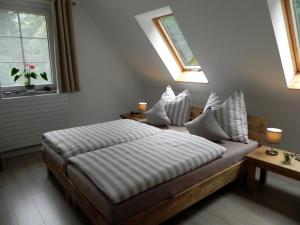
top-left (247, 160), bottom-right (256, 192)
top-left (259, 168), bottom-right (268, 185)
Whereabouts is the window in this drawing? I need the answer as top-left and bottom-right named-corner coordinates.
top-left (268, 0), bottom-right (300, 89)
top-left (0, 8), bottom-right (55, 91)
top-left (136, 6), bottom-right (207, 83)
top-left (283, 0), bottom-right (300, 72)
top-left (154, 14), bottom-right (201, 71)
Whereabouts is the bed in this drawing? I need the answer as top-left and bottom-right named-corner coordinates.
top-left (42, 106), bottom-right (267, 225)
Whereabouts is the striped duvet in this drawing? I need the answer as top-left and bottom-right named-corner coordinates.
top-left (43, 119), bottom-right (161, 159)
top-left (70, 130), bottom-right (226, 203)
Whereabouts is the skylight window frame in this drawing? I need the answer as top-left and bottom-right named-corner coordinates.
top-left (282, 0), bottom-right (300, 72)
top-left (153, 14), bottom-right (201, 72)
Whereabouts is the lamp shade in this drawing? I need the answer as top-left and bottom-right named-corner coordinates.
top-left (266, 128), bottom-right (282, 144)
top-left (138, 102), bottom-right (147, 113)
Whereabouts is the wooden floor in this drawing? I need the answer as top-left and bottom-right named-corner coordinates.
top-left (0, 152), bottom-right (300, 225)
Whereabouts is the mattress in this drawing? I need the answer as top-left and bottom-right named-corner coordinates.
top-left (69, 130), bottom-right (226, 203)
top-left (67, 139), bottom-right (258, 224)
top-left (43, 119), bottom-right (161, 159)
top-left (161, 125), bottom-right (189, 133)
top-left (43, 141), bottom-right (66, 172)
top-left (42, 124), bottom-right (191, 173)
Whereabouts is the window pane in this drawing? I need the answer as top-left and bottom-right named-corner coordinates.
top-left (159, 15), bottom-right (199, 67)
top-left (23, 38), bottom-right (50, 62)
top-left (0, 10), bottom-right (55, 89)
top-left (292, 0), bottom-right (300, 45)
top-left (0, 62), bottom-right (25, 86)
top-left (0, 10), bottom-right (20, 37)
top-left (27, 62), bottom-right (52, 85)
top-left (0, 37), bottom-right (23, 62)
top-left (19, 13), bottom-right (48, 38)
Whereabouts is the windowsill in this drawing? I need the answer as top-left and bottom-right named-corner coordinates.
top-left (287, 73), bottom-right (300, 89)
top-left (175, 71), bottom-right (208, 83)
top-left (1, 90), bottom-right (58, 99)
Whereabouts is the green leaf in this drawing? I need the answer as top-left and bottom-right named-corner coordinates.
top-left (40, 72), bottom-right (48, 81)
top-left (11, 68), bottom-right (19, 76)
top-left (14, 75), bottom-right (20, 82)
top-left (30, 72), bottom-right (38, 79)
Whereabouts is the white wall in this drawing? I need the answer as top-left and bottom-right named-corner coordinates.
top-left (68, 1), bottom-right (145, 126)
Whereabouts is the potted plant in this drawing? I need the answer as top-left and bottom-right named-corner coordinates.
top-left (11, 64), bottom-right (48, 91)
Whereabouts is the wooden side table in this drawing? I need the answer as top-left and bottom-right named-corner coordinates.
top-left (120, 113), bottom-right (148, 123)
top-left (246, 146), bottom-right (300, 192)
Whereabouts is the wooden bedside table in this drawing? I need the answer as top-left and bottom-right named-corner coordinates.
top-left (120, 112), bottom-right (147, 123)
top-left (246, 146), bottom-right (300, 192)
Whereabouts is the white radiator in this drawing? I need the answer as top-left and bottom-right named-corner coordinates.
top-left (0, 94), bottom-right (70, 153)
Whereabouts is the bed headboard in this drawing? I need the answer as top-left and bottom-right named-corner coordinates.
top-left (190, 106), bottom-right (267, 144)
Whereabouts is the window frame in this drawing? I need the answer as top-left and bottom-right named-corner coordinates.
top-left (0, 2), bottom-right (57, 93)
top-left (153, 14), bottom-right (201, 72)
top-left (282, 0), bottom-right (300, 72)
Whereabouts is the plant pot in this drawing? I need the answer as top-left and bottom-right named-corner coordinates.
top-left (25, 84), bottom-right (35, 92)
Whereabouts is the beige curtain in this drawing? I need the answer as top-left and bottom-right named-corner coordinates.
top-left (52, 0), bottom-right (80, 92)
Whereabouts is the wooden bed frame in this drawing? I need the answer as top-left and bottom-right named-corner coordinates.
top-left (42, 105), bottom-right (267, 225)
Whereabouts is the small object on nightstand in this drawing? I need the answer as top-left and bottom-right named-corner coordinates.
top-left (283, 152), bottom-right (291, 164)
top-left (138, 102), bottom-right (147, 113)
top-left (120, 112), bottom-right (147, 123)
top-left (282, 152), bottom-right (299, 164)
top-left (130, 111), bottom-right (140, 115)
top-left (265, 128), bottom-right (282, 156)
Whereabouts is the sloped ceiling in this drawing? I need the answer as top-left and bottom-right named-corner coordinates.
top-left (83, 0), bottom-right (300, 102)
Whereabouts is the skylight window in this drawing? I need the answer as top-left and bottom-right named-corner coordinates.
top-left (267, 0), bottom-right (300, 89)
top-left (284, 0), bottom-right (300, 71)
top-left (154, 15), bottom-right (200, 71)
top-left (136, 6), bottom-right (208, 83)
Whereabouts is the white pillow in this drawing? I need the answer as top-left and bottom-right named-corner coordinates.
top-left (185, 107), bottom-right (229, 142)
top-left (203, 92), bottom-right (224, 113)
top-left (145, 100), bottom-right (170, 126)
top-left (161, 85), bottom-right (176, 101)
top-left (204, 89), bottom-right (249, 144)
top-left (161, 85), bottom-right (191, 126)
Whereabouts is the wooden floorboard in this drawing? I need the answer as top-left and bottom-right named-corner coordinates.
top-left (0, 152), bottom-right (300, 225)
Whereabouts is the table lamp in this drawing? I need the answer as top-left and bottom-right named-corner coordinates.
top-left (138, 102), bottom-right (147, 113)
top-left (265, 128), bottom-right (282, 155)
